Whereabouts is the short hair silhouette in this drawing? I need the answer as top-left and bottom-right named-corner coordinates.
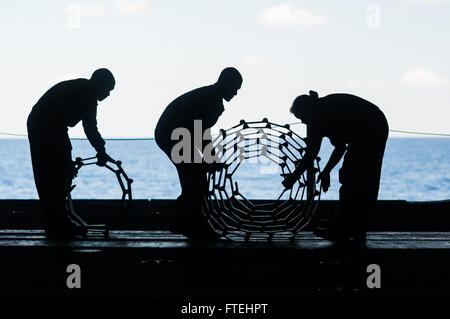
top-left (290, 90), bottom-right (319, 117)
top-left (217, 67), bottom-right (243, 87)
top-left (91, 68), bottom-right (115, 88)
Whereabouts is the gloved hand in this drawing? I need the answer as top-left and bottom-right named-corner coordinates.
top-left (97, 151), bottom-right (114, 167)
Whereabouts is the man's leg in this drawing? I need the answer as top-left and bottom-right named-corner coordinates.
top-left (28, 128), bottom-right (81, 237)
top-left (155, 138), bottom-right (191, 231)
top-left (315, 145), bottom-right (367, 242)
top-left (335, 138), bottom-right (387, 238)
top-left (357, 114), bottom-right (389, 233)
top-left (173, 163), bottom-right (212, 237)
top-left (336, 149), bottom-right (363, 231)
top-left (155, 136), bottom-right (218, 239)
top-left (358, 135), bottom-right (388, 232)
top-left (28, 130), bottom-right (65, 228)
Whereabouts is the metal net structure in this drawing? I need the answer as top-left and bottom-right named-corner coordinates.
top-left (201, 119), bottom-right (322, 241)
top-left (72, 156), bottom-right (133, 233)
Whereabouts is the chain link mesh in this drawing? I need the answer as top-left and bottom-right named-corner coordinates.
top-left (201, 119), bottom-right (322, 241)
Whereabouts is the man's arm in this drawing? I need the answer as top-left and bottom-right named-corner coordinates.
top-left (82, 106), bottom-right (108, 163)
top-left (199, 96), bottom-right (223, 165)
top-left (292, 137), bottom-right (321, 179)
top-left (316, 142), bottom-right (346, 192)
top-left (323, 143), bottom-right (347, 174)
top-left (282, 131), bottom-right (322, 189)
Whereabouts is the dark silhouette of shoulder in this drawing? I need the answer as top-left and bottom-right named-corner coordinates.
top-left (311, 93), bottom-right (386, 144)
top-left (31, 78), bottom-right (97, 128)
top-left (156, 84), bottom-right (223, 136)
top-left (319, 93), bottom-right (381, 118)
top-left (155, 67), bottom-right (242, 144)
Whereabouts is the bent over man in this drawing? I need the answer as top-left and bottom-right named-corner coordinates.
top-left (27, 68), bottom-right (115, 239)
top-left (283, 91), bottom-right (389, 244)
top-left (155, 67), bottom-right (243, 240)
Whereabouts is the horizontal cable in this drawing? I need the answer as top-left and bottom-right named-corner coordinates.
top-left (1, 126), bottom-right (450, 139)
top-left (0, 132), bottom-right (154, 140)
top-left (288, 123), bottom-right (450, 137)
top-left (388, 129), bottom-right (450, 137)
top-left (0, 132), bottom-right (28, 137)
top-left (71, 137), bottom-right (155, 141)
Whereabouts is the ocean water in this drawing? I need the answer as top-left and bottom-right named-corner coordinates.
top-left (0, 138), bottom-right (448, 201)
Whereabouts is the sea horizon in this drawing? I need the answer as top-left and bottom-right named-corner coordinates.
top-left (0, 137), bottom-right (448, 202)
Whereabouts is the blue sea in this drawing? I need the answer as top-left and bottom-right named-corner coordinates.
top-left (0, 138), bottom-right (448, 201)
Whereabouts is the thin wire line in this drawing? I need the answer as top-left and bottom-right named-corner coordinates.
top-left (286, 123), bottom-right (450, 137)
top-left (0, 132), bottom-right (28, 137)
top-left (0, 132), bottom-right (155, 140)
top-left (72, 137), bottom-right (155, 141)
top-left (388, 130), bottom-right (450, 137)
top-left (1, 126), bottom-right (449, 139)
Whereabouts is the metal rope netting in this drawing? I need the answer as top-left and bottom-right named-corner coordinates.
top-left (73, 156), bottom-right (133, 227)
top-left (201, 118), bottom-right (322, 241)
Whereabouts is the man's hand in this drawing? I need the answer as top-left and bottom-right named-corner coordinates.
top-left (281, 172), bottom-right (298, 190)
top-left (97, 151), bottom-right (114, 167)
top-left (317, 170), bottom-right (330, 192)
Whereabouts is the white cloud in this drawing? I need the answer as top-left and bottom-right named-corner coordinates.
top-left (346, 80), bottom-right (384, 90)
top-left (259, 3), bottom-right (328, 28)
top-left (401, 68), bottom-right (448, 87)
top-left (113, 0), bottom-right (149, 15)
top-left (244, 55), bottom-right (261, 65)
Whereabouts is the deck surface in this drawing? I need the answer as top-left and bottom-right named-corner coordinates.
top-left (1, 230), bottom-right (450, 249)
top-left (1, 230), bottom-right (450, 301)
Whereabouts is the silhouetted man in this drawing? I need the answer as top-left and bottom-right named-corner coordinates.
top-left (155, 67), bottom-right (243, 239)
top-left (27, 68), bottom-right (115, 239)
top-left (283, 91), bottom-right (389, 244)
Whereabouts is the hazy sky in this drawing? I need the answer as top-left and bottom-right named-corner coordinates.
top-left (0, 0), bottom-right (449, 138)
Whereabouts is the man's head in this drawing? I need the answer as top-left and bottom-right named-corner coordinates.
top-left (216, 67), bottom-right (243, 102)
top-left (290, 90), bottom-right (319, 125)
top-left (90, 68), bottom-right (115, 101)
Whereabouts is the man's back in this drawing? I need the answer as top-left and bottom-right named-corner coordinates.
top-left (316, 93), bottom-right (386, 143)
top-left (155, 85), bottom-right (223, 140)
top-left (30, 79), bottom-right (97, 128)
